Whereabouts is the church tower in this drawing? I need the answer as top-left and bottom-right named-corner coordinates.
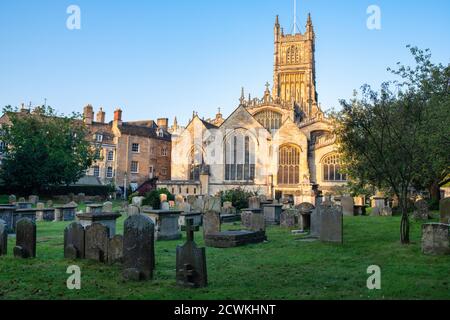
top-left (273, 14), bottom-right (319, 119)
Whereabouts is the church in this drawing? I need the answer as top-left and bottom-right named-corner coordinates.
top-left (158, 14), bottom-right (347, 204)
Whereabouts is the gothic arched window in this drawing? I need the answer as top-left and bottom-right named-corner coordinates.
top-left (278, 144), bottom-right (301, 185)
top-left (224, 132), bottom-right (255, 181)
top-left (254, 110), bottom-right (283, 131)
top-left (322, 154), bottom-right (347, 182)
top-left (188, 146), bottom-right (204, 181)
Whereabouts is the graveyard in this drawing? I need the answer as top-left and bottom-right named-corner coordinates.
top-left (0, 198), bottom-right (449, 300)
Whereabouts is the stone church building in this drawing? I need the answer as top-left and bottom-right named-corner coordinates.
top-left (159, 15), bottom-right (347, 204)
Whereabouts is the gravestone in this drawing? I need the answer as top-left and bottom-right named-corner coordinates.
top-left (248, 197), bottom-right (261, 209)
top-left (241, 210), bottom-right (253, 229)
top-left (46, 200), bottom-right (53, 208)
top-left (9, 195), bottom-right (17, 204)
top-left (175, 195), bottom-right (185, 204)
top-left (132, 196), bottom-right (145, 208)
top-left (28, 195), bottom-right (39, 205)
top-left (250, 213), bottom-right (265, 232)
top-left (192, 198), bottom-right (204, 213)
top-left (319, 203), bottom-right (343, 244)
top-left (204, 196), bottom-right (221, 213)
top-left (176, 218), bottom-right (208, 288)
top-left (128, 205), bottom-right (140, 216)
top-left (296, 203), bottom-right (315, 230)
top-left (280, 209), bottom-right (299, 228)
top-left (309, 209), bottom-right (321, 237)
top-left (36, 203), bottom-right (45, 221)
top-left (161, 201), bottom-right (170, 211)
top-left (341, 196), bottom-right (355, 216)
top-left (102, 202), bottom-right (113, 213)
top-left (18, 197), bottom-right (26, 203)
top-left (108, 235), bottom-right (124, 264)
top-left (422, 223), bottom-right (450, 255)
top-left (202, 211), bottom-right (221, 237)
top-left (123, 215), bottom-right (155, 281)
top-left (263, 204), bottom-right (283, 225)
top-left (413, 200), bottom-right (431, 220)
top-left (0, 220), bottom-right (7, 256)
top-left (14, 218), bottom-right (36, 258)
top-left (64, 222), bottom-right (85, 259)
top-left (160, 194), bottom-right (168, 203)
top-left (440, 198), bottom-right (450, 224)
top-left (85, 223), bottom-right (109, 263)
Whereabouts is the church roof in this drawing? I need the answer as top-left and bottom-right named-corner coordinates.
top-left (118, 122), bottom-right (171, 141)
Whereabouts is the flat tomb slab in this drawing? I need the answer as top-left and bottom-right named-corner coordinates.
top-left (205, 230), bottom-right (266, 248)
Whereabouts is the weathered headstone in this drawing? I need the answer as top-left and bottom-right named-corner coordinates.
top-left (123, 215), bottom-right (155, 281)
top-left (28, 195), bottom-right (39, 205)
top-left (108, 235), bottom-right (124, 264)
top-left (341, 196), bottom-right (355, 216)
top-left (192, 198), bottom-right (204, 213)
top-left (176, 219), bottom-right (207, 288)
top-left (280, 209), bottom-right (299, 228)
top-left (128, 205), bottom-right (140, 216)
top-left (202, 211), bottom-right (221, 237)
top-left (241, 210), bottom-right (253, 229)
top-left (413, 200), bottom-right (431, 220)
top-left (204, 196), bottom-right (221, 213)
top-left (249, 196), bottom-right (261, 209)
top-left (46, 200), bottom-right (53, 208)
top-left (18, 197), bottom-right (26, 203)
top-left (310, 209), bottom-right (321, 237)
top-left (8, 195), bottom-right (17, 204)
top-left (160, 193), bottom-right (168, 203)
top-left (64, 222), bottom-right (85, 259)
top-left (132, 196), bottom-right (145, 208)
top-left (440, 198), bottom-right (450, 224)
top-left (422, 223), bottom-right (450, 255)
top-left (102, 201), bottom-right (113, 213)
top-left (0, 220), bottom-right (7, 256)
top-left (85, 223), bottom-right (109, 263)
top-left (36, 202), bottom-right (45, 221)
top-left (161, 201), bottom-right (170, 211)
top-left (250, 213), bottom-right (265, 232)
top-left (319, 204), bottom-right (343, 244)
top-left (14, 218), bottom-right (36, 258)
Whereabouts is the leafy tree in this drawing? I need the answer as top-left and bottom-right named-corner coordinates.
top-left (335, 47), bottom-right (449, 244)
top-left (0, 105), bottom-right (98, 194)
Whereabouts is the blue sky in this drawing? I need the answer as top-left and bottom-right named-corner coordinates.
top-left (0, 0), bottom-right (449, 125)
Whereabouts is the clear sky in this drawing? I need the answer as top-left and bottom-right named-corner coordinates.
top-left (0, 0), bottom-right (449, 125)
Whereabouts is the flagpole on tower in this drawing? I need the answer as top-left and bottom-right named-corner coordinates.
top-left (294, 0), bottom-right (297, 33)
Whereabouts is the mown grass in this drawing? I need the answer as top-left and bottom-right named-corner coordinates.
top-left (0, 206), bottom-right (449, 300)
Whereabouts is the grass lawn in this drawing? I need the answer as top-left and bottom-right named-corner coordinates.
top-left (0, 205), bottom-right (449, 300)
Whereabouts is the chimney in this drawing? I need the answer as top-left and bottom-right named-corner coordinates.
top-left (96, 107), bottom-right (106, 123)
top-left (83, 105), bottom-right (94, 125)
top-left (157, 118), bottom-right (168, 130)
top-left (114, 108), bottom-right (123, 126)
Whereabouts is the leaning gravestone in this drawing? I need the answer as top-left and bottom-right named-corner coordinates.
top-left (413, 200), bottom-right (431, 220)
top-left (85, 223), bottom-right (109, 263)
top-left (341, 196), bottom-right (354, 216)
top-left (204, 196), bottom-right (221, 213)
top-left (422, 223), bottom-right (450, 255)
top-left (64, 222), bottom-right (85, 259)
top-left (14, 218), bottom-right (36, 258)
top-left (108, 235), bottom-right (124, 265)
top-left (440, 198), bottom-right (450, 224)
top-left (0, 220), bottom-right (7, 256)
top-left (202, 211), bottom-right (221, 237)
top-left (123, 215), bottom-right (155, 281)
top-left (176, 218), bottom-right (208, 288)
top-left (319, 203), bottom-right (343, 244)
top-left (102, 202), bottom-right (113, 213)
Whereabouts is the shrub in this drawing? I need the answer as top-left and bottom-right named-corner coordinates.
top-left (220, 187), bottom-right (257, 210)
top-left (142, 188), bottom-right (174, 209)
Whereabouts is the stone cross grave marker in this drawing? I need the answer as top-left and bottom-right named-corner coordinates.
top-left (64, 222), bottom-right (86, 259)
top-left (123, 214), bottom-right (155, 281)
top-left (85, 223), bottom-right (109, 263)
top-left (176, 218), bottom-right (208, 288)
top-left (14, 218), bottom-right (36, 258)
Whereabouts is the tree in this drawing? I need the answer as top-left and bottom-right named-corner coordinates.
top-left (0, 105), bottom-right (98, 194)
top-left (334, 47), bottom-right (449, 244)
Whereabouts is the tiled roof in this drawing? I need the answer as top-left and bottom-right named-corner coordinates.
top-left (119, 122), bottom-right (171, 141)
